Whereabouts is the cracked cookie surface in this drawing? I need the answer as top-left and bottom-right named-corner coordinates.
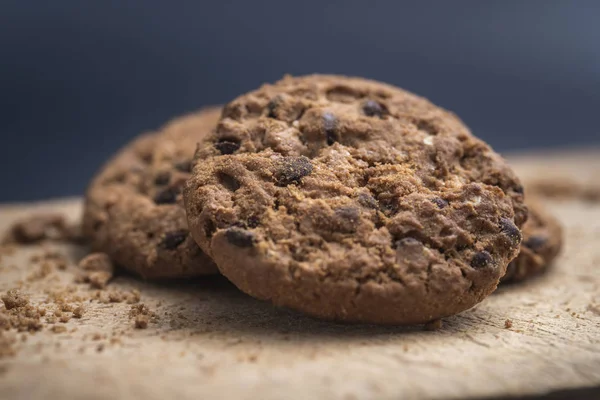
top-left (502, 198), bottom-right (562, 283)
top-left (184, 75), bottom-right (527, 324)
top-left (83, 107), bottom-right (220, 279)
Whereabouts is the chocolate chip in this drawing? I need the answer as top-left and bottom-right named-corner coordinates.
top-left (267, 96), bottom-right (282, 119)
top-left (362, 100), bottom-right (387, 118)
top-left (323, 112), bottom-right (338, 145)
top-left (499, 218), bottom-right (522, 246)
top-left (315, 206), bottom-right (361, 233)
top-left (524, 235), bottom-right (547, 251)
top-left (357, 193), bottom-right (378, 209)
top-left (247, 216), bottom-right (260, 228)
top-left (160, 230), bottom-right (188, 250)
top-left (274, 156), bottom-right (313, 186)
top-left (215, 139), bottom-right (240, 155)
top-left (217, 172), bottom-right (240, 192)
top-left (431, 197), bottom-right (448, 209)
top-left (153, 187), bottom-right (180, 205)
top-left (514, 184), bottom-right (524, 194)
top-left (336, 206), bottom-right (359, 221)
top-left (225, 228), bottom-right (255, 248)
top-left (204, 219), bottom-right (216, 239)
top-left (174, 160), bottom-right (193, 173)
top-left (471, 251), bottom-right (493, 268)
top-left (154, 171), bottom-right (171, 185)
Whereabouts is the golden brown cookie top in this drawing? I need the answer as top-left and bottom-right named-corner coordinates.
top-left (185, 75), bottom-right (527, 324)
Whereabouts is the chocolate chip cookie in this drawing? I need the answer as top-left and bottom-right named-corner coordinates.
top-left (184, 75), bottom-right (527, 324)
top-left (83, 107), bottom-right (221, 279)
top-left (502, 198), bottom-right (562, 283)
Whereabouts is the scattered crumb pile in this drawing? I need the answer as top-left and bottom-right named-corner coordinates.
top-left (0, 287), bottom-right (88, 337)
top-left (129, 304), bottom-right (158, 329)
top-left (0, 233), bottom-right (155, 359)
top-left (2, 212), bottom-right (84, 245)
top-left (0, 210), bottom-right (167, 360)
top-left (75, 253), bottom-right (114, 289)
top-left (44, 287), bottom-right (87, 324)
top-left (0, 289), bottom-right (45, 332)
top-left (93, 289), bottom-right (141, 304)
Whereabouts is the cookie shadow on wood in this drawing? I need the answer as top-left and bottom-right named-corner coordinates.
top-left (132, 275), bottom-right (495, 342)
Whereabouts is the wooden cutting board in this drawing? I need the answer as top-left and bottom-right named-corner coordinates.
top-left (0, 149), bottom-right (599, 400)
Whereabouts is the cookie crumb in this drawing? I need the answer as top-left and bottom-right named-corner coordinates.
top-left (72, 306), bottom-right (85, 319)
top-left (424, 319), bottom-right (443, 331)
top-left (504, 319), bottom-right (513, 329)
top-left (129, 303), bottom-right (156, 329)
top-left (60, 303), bottom-right (74, 313)
top-left (76, 253), bottom-right (114, 289)
top-left (134, 315), bottom-right (149, 329)
top-left (95, 289), bottom-right (140, 304)
top-left (1, 289), bottom-right (29, 310)
top-left (0, 290), bottom-right (44, 332)
top-left (50, 325), bottom-right (67, 334)
top-left (2, 213), bottom-right (72, 244)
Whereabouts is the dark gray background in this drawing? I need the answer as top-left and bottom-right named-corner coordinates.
top-left (1, 0), bottom-right (599, 201)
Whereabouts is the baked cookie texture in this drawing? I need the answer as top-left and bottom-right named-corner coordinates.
top-left (83, 107), bottom-right (221, 279)
top-left (184, 75), bottom-right (528, 324)
top-left (502, 198), bottom-right (562, 283)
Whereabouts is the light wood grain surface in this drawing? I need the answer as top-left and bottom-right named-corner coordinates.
top-left (0, 149), bottom-right (599, 400)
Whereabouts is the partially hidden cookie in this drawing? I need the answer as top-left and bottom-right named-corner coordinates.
top-left (184, 75), bottom-right (527, 324)
top-left (502, 198), bottom-right (562, 283)
top-left (83, 107), bottom-right (221, 279)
